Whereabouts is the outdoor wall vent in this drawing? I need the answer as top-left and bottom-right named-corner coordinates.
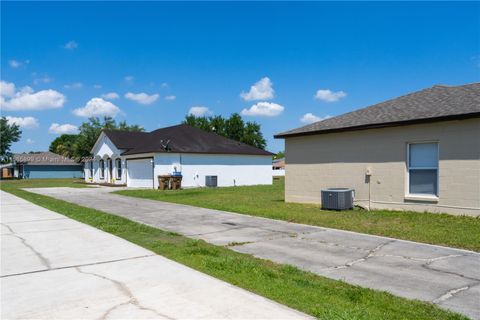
top-left (205, 175), bottom-right (218, 187)
top-left (321, 188), bottom-right (354, 210)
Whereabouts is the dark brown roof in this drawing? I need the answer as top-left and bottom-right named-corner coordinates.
top-left (13, 152), bottom-right (82, 166)
top-left (103, 124), bottom-right (273, 156)
top-left (275, 83), bottom-right (480, 138)
top-left (102, 130), bottom-right (149, 149)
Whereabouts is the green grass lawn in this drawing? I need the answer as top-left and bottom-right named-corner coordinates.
top-left (116, 178), bottom-right (480, 252)
top-left (0, 179), bottom-right (467, 320)
top-left (0, 178), bottom-right (87, 189)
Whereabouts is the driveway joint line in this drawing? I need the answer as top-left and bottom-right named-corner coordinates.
top-left (1, 254), bottom-right (156, 278)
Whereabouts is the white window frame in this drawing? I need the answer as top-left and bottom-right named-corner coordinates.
top-left (99, 159), bottom-right (105, 179)
top-left (116, 158), bottom-right (122, 180)
top-left (406, 141), bottom-right (439, 200)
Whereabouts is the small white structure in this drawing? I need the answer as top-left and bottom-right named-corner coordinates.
top-left (85, 124), bottom-right (273, 188)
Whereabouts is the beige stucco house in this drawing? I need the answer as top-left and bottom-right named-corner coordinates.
top-left (275, 83), bottom-right (480, 216)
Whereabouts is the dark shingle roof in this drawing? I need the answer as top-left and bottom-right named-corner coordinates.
top-left (13, 152), bottom-right (82, 166)
top-left (102, 130), bottom-right (149, 149)
top-left (275, 83), bottom-right (480, 138)
top-left (104, 124), bottom-right (273, 156)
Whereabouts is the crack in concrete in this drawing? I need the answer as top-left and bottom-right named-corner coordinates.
top-left (1, 222), bottom-right (52, 269)
top-left (323, 240), bottom-right (396, 270)
top-left (75, 267), bottom-right (174, 320)
top-left (296, 235), bottom-right (373, 252)
top-left (421, 256), bottom-right (480, 282)
top-left (432, 285), bottom-right (472, 303)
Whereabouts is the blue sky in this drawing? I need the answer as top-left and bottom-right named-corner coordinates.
top-left (1, 1), bottom-right (479, 154)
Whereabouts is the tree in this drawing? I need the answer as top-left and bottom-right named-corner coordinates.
top-left (49, 134), bottom-right (79, 158)
top-left (0, 117), bottom-right (22, 163)
top-left (182, 113), bottom-right (267, 150)
top-left (241, 122), bottom-right (266, 150)
top-left (273, 150), bottom-right (285, 159)
top-left (225, 113), bottom-right (245, 142)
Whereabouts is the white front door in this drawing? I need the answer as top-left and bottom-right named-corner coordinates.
top-left (127, 158), bottom-right (153, 188)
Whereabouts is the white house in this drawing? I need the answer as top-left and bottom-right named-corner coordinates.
top-left (85, 124), bottom-right (273, 188)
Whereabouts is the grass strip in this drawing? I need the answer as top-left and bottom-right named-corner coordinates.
top-left (1, 184), bottom-right (467, 320)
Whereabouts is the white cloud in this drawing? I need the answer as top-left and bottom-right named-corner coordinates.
top-left (0, 81), bottom-right (65, 111)
top-left (125, 92), bottom-right (159, 105)
top-left (188, 106), bottom-right (211, 117)
top-left (73, 98), bottom-right (121, 117)
top-left (241, 102), bottom-right (284, 117)
top-left (124, 75), bottom-right (134, 84)
top-left (64, 82), bottom-right (83, 89)
top-left (6, 116), bottom-right (39, 129)
top-left (63, 40), bottom-right (78, 50)
top-left (314, 89), bottom-right (347, 102)
top-left (33, 75), bottom-right (52, 85)
top-left (160, 82), bottom-right (169, 88)
top-left (49, 123), bottom-right (79, 134)
top-left (240, 77), bottom-right (274, 101)
top-left (9, 60), bottom-right (23, 68)
top-left (93, 84), bottom-right (102, 89)
top-left (1, 81), bottom-right (16, 97)
top-left (101, 92), bottom-right (119, 100)
top-left (165, 95), bottom-right (176, 101)
top-left (26, 138), bottom-right (34, 144)
top-left (300, 113), bottom-right (331, 124)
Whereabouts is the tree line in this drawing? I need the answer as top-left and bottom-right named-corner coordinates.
top-left (182, 113), bottom-right (266, 150)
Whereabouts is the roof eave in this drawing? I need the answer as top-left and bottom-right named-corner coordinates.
top-left (122, 149), bottom-right (274, 157)
top-left (274, 112), bottom-right (480, 139)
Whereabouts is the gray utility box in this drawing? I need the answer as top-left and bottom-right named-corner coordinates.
top-left (205, 175), bottom-right (218, 187)
top-left (321, 188), bottom-right (354, 210)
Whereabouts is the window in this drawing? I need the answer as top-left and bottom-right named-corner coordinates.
top-left (407, 143), bottom-right (438, 196)
top-left (116, 158), bottom-right (122, 179)
top-left (89, 161), bottom-right (93, 178)
top-left (99, 159), bottom-right (105, 179)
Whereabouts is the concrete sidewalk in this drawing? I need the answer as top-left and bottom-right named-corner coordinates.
top-left (25, 187), bottom-right (480, 319)
top-left (0, 191), bottom-right (311, 319)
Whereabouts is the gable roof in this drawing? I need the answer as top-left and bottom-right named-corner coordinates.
top-left (13, 152), bottom-right (81, 166)
top-left (103, 124), bottom-right (273, 156)
top-left (275, 83), bottom-right (480, 138)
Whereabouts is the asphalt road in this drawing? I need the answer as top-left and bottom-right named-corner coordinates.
top-left (1, 190), bottom-right (311, 319)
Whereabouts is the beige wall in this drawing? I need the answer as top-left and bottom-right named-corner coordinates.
top-left (284, 118), bottom-right (480, 216)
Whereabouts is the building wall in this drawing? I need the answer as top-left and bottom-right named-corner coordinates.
top-left (284, 118), bottom-right (480, 216)
top-left (152, 153), bottom-right (272, 188)
top-left (23, 165), bottom-right (84, 179)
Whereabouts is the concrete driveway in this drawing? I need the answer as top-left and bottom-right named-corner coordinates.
top-left (26, 187), bottom-right (480, 319)
top-left (1, 191), bottom-right (311, 319)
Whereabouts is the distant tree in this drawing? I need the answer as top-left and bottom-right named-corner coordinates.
top-left (49, 134), bottom-right (79, 158)
top-left (241, 122), bottom-right (266, 150)
top-left (274, 151), bottom-right (285, 159)
top-left (225, 113), bottom-right (245, 142)
top-left (0, 117), bottom-right (22, 163)
top-left (182, 113), bottom-right (267, 150)
top-left (209, 115), bottom-right (226, 136)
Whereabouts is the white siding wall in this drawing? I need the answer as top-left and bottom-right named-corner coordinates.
top-left (152, 153), bottom-right (272, 188)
